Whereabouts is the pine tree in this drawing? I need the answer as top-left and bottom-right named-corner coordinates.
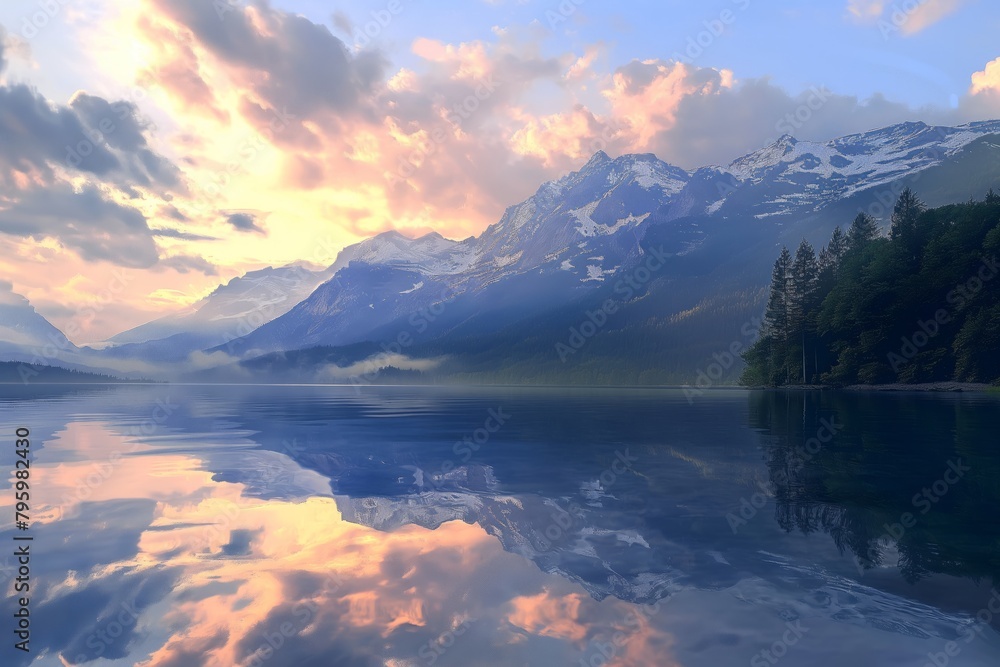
top-left (986, 188), bottom-right (1000, 205)
top-left (847, 212), bottom-right (879, 251)
top-left (820, 226), bottom-right (848, 274)
top-left (789, 240), bottom-right (819, 383)
top-left (762, 247), bottom-right (793, 384)
top-left (889, 187), bottom-right (925, 242)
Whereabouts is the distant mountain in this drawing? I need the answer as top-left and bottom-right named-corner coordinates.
top-left (98, 263), bottom-right (335, 362)
top-left (199, 120), bottom-right (1000, 384)
top-left (225, 150), bottom-right (695, 356)
top-left (0, 287), bottom-right (157, 379)
top-left (0, 286), bottom-right (77, 361)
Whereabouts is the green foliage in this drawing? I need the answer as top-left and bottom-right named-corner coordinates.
top-left (742, 189), bottom-right (1000, 386)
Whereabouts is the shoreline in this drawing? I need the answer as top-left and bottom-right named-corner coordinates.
top-left (753, 382), bottom-right (997, 393)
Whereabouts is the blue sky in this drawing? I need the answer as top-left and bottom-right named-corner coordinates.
top-left (3, 1), bottom-right (997, 112)
top-left (298, 0), bottom-right (995, 107)
top-left (0, 0), bottom-right (998, 341)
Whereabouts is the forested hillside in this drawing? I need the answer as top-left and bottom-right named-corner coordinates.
top-left (741, 188), bottom-right (1000, 386)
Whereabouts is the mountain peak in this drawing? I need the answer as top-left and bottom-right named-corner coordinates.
top-left (584, 150), bottom-right (612, 168)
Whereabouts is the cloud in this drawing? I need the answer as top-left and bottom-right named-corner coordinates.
top-left (144, 0), bottom-right (387, 133)
top-left (899, 0), bottom-right (966, 34)
top-left (69, 92), bottom-right (182, 189)
top-left (0, 182), bottom-right (160, 267)
top-left (506, 59), bottom-right (939, 170)
top-left (225, 212), bottom-right (265, 234)
top-left (971, 57), bottom-right (1000, 95)
top-left (151, 227), bottom-right (217, 241)
top-left (156, 254), bottom-right (218, 275)
top-left (846, 0), bottom-right (967, 35)
top-left (0, 26), bottom-right (7, 74)
top-left (846, 0), bottom-right (887, 22)
top-left (0, 84), bottom-right (181, 195)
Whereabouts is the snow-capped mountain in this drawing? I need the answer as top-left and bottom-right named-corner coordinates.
top-left (711, 120), bottom-right (1000, 218)
top-left (223, 120), bottom-right (1000, 363)
top-left (467, 151), bottom-right (690, 284)
top-left (328, 230), bottom-right (477, 277)
top-left (0, 285), bottom-right (77, 360)
top-left (94, 263), bottom-right (336, 363)
top-left (229, 150), bottom-right (696, 354)
top-left (44, 118), bottom-right (986, 381)
top-left (109, 263), bottom-right (334, 346)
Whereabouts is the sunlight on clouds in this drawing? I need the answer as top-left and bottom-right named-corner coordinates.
top-left (146, 287), bottom-right (205, 307)
top-left (902, 0), bottom-right (966, 34)
top-left (508, 591), bottom-right (590, 642)
top-left (971, 57), bottom-right (1000, 95)
top-left (604, 61), bottom-right (736, 152)
top-left (846, 0), bottom-right (886, 22)
top-left (846, 0), bottom-right (967, 34)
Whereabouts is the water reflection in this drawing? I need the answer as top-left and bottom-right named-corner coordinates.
top-left (749, 390), bottom-right (1000, 586)
top-left (0, 385), bottom-right (998, 666)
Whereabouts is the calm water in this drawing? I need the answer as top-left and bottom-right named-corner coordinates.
top-left (2, 385), bottom-right (999, 666)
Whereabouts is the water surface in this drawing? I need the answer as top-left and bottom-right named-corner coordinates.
top-left (2, 385), bottom-right (999, 666)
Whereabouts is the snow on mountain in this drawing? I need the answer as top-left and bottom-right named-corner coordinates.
top-left (220, 119), bottom-right (1000, 357)
top-left (467, 151), bottom-right (689, 286)
top-left (0, 285), bottom-right (77, 356)
top-left (88, 118), bottom-right (1000, 368)
top-left (107, 263), bottom-right (334, 347)
top-left (716, 120), bottom-right (1000, 217)
top-left (328, 230), bottom-right (477, 277)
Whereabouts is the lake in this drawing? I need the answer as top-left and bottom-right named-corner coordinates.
top-left (2, 385), bottom-right (999, 666)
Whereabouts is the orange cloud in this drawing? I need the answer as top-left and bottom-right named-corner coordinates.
top-left (971, 57), bottom-right (1000, 95)
top-left (508, 591), bottom-right (590, 642)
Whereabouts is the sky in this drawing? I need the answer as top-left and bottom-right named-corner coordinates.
top-left (0, 0), bottom-right (999, 343)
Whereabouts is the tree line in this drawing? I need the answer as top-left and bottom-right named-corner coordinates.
top-left (741, 187), bottom-right (1000, 386)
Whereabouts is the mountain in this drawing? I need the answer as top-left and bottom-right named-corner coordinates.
top-left (0, 286), bottom-right (139, 379)
top-left (224, 150), bottom-right (696, 357)
top-left (97, 262), bottom-right (335, 363)
top-left (0, 284), bottom-right (78, 362)
top-left (140, 119), bottom-right (997, 383)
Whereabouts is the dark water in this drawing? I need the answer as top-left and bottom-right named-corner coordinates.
top-left (2, 385), bottom-right (999, 666)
